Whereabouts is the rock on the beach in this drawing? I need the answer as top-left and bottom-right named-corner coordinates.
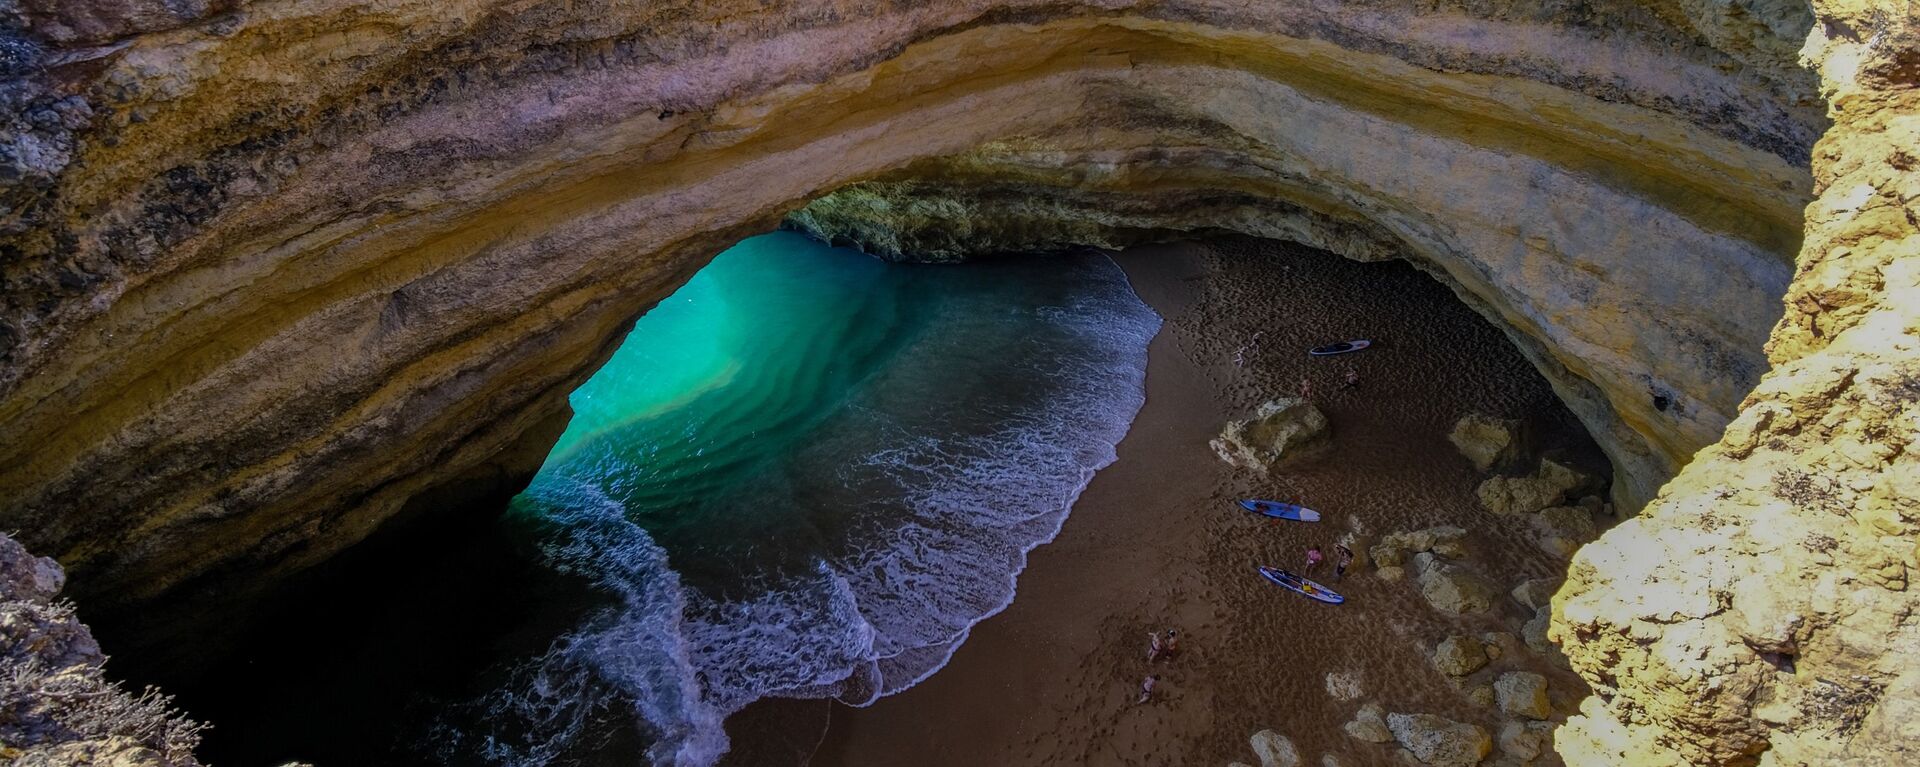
top-left (1496, 672), bottom-right (1553, 720)
top-left (1467, 684), bottom-right (1497, 708)
top-left (1376, 565), bottom-right (1406, 583)
top-left (1321, 755), bottom-right (1350, 767)
top-left (1522, 607), bottom-right (1556, 655)
top-left (1418, 560), bottom-right (1499, 615)
top-left (1449, 413), bottom-right (1528, 472)
top-left (1344, 703), bottom-right (1395, 744)
top-left (1326, 670), bottom-right (1365, 701)
top-left (1475, 458), bottom-right (1595, 515)
top-left (1433, 635), bottom-right (1491, 676)
top-left (1211, 398), bottom-right (1331, 472)
top-left (1531, 506), bottom-right (1599, 559)
top-left (1510, 578), bottom-right (1561, 611)
top-left (1387, 712), bottom-right (1492, 767)
top-left (1499, 720), bottom-right (1557, 763)
top-left (1251, 730), bottom-right (1302, 767)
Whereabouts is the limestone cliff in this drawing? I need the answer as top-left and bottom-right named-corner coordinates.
top-left (0, 0), bottom-right (1908, 763)
top-left (1554, 2), bottom-right (1920, 763)
top-left (0, 533), bottom-right (204, 766)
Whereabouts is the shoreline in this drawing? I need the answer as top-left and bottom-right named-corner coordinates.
top-left (730, 237), bottom-right (1608, 766)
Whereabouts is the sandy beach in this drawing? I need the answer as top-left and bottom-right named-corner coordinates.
top-left (726, 237), bottom-right (1610, 766)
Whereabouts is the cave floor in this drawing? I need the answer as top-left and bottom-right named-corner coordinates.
top-left (724, 238), bottom-right (1609, 767)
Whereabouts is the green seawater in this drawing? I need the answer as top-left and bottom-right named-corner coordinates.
top-left (454, 231), bottom-right (1159, 766)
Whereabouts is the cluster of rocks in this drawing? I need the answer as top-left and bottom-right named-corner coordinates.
top-left (1454, 414), bottom-right (1614, 565)
top-left (0, 534), bottom-right (206, 767)
top-left (1211, 398), bottom-right (1332, 472)
top-left (1341, 703), bottom-right (1492, 767)
top-left (1337, 693), bottom-right (1558, 767)
top-left (1368, 526), bottom-right (1503, 616)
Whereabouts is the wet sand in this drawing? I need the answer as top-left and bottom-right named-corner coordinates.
top-left (729, 237), bottom-right (1609, 766)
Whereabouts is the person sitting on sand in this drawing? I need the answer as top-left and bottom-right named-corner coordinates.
top-left (1136, 674), bottom-right (1160, 705)
top-left (1334, 545), bottom-right (1355, 580)
top-left (1306, 545), bottom-right (1325, 573)
top-left (1344, 368), bottom-right (1359, 388)
top-left (1146, 630), bottom-right (1165, 662)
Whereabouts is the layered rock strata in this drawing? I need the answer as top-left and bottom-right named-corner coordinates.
top-left (1555, 2), bottom-right (1920, 763)
top-left (0, 0), bottom-right (1908, 763)
top-left (0, 1), bottom-right (1814, 610)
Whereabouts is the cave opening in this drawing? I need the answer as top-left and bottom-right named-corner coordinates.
top-left (106, 231), bottom-right (1615, 767)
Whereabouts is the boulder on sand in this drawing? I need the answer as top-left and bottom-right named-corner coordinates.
top-left (1449, 413), bottom-right (1529, 472)
top-left (1432, 635), bottom-right (1490, 676)
top-left (1250, 729), bottom-right (1302, 767)
top-left (1495, 671), bottom-right (1552, 720)
top-left (1387, 712), bottom-right (1492, 767)
top-left (1509, 578), bottom-right (1561, 611)
top-left (1531, 506), bottom-right (1599, 559)
top-left (1475, 457), bottom-right (1596, 514)
top-left (1498, 720), bottom-right (1556, 763)
top-left (1417, 559), bottom-right (1499, 615)
top-left (1212, 398), bottom-right (1331, 472)
top-left (1343, 703), bottom-right (1394, 743)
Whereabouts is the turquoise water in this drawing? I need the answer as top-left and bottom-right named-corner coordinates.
top-left (439, 233), bottom-right (1160, 766)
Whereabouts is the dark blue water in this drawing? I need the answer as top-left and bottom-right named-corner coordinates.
top-left (432, 233), bottom-right (1160, 765)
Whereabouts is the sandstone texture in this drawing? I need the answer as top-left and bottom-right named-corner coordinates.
top-left (0, 0), bottom-right (1910, 764)
top-left (1250, 729), bottom-right (1302, 767)
top-left (0, 0), bottom-right (1815, 615)
top-left (1432, 635), bottom-right (1490, 677)
top-left (1211, 397), bottom-right (1331, 471)
top-left (0, 534), bottom-right (202, 766)
top-left (1474, 459), bottom-right (1597, 516)
top-left (1494, 672), bottom-right (1553, 721)
top-left (1343, 704), bottom-right (1394, 745)
top-left (1416, 556), bottom-right (1500, 616)
top-left (1554, 2), bottom-right (1920, 764)
top-left (1449, 414), bottom-right (1529, 472)
top-left (1387, 712), bottom-right (1492, 767)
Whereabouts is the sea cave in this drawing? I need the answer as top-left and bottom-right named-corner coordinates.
top-left (0, 2), bottom-right (1916, 766)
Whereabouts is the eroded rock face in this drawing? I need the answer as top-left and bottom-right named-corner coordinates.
top-left (1211, 397), bottom-right (1331, 471)
top-left (0, 0), bottom-right (1816, 616)
top-left (0, 0), bottom-right (1910, 764)
top-left (1449, 413), bottom-right (1528, 472)
top-left (0, 534), bottom-right (202, 766)
top-left (1553, 3), bottom-right (1920, 764)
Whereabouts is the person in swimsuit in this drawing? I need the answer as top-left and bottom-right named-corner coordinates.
top-left (1334, 545), bottom-right (1355, 580)
top-left (1146, 630), bottom-right (1165, 662)
top-left (1306, 545), bottom-right (1325, 573)
top-left (1299, 377), bottom-right (1313, 399)
top-left (1344, 368), bottom-right (1359, 388)
top-left (1136, 674), bottom-right (1160, 705)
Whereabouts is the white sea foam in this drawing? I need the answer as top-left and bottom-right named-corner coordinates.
top-left (437, 254), bottom-right (1159, 766)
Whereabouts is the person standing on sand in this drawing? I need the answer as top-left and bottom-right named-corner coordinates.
top-left (1299, 376), bottom-right (1313, 399)
top-left (1334, 545), bottom-right (1354, 580)
top-left (1161, 629), bottom-right (1180, 661)
top-left (1306, 545), bottom-right (1325, 573)
top-left (1146, 630), bottom-right (1165, 662)
top-left (1344, 367), bottom-right (1359, 388)
top-left (1136, 674), bottom-right (1159, 705)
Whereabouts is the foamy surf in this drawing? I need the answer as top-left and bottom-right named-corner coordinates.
top-left (428, 237), bottom-right (1159, 766)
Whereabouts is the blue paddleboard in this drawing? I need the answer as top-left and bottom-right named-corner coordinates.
top-left (1309, 339), bottom-right (1372, 356)
top-left (1258, 565), bottom-right (1345, 604)
top-left (1240, 499), bottom-right (1322, 522)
